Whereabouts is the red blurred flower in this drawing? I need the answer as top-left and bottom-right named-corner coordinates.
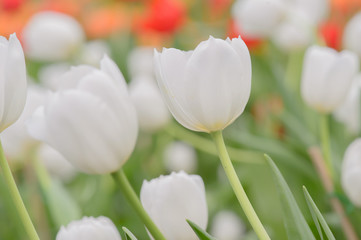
top-left (1, 0), bottom-right (25, 11)
top-left (135, 0), bottom-right (186, 34)
top-left (320, 21), bottom-right (342, 50)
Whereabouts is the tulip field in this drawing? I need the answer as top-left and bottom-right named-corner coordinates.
top-left (2, 0), bottom-right (361, 239)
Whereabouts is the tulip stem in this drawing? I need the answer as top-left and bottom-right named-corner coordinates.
top-left (211, 131), bottom-right (270, 240)
top-left (320, 114), bottom-right (334, 180)
top-left (112, 169), bottom-right (166, 240)
top-left (0, 140), bottom-right (40, 240)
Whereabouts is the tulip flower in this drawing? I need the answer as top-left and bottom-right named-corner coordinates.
top-left (1, 86), bottom-right (46, 161)
top-left (155, 36), bottom-right (270, 240)
top-left (129, 76), bottom-right (170, 132)
top-left (154, 36), bottom-right (251, 133)
top-left (38, 144), bottom-right (76, 182)
top-left (22, 11), bottom-right (85, 61)
top-left (27, 55), bottom-right (138, 174)
top-left (301, 45), bottom-right (359, 113)
top-left (0, 33), bottom-right (27, 133)
top-left (343, 12), bottom-right (361, 58)
top-left (163, 141), bottom-right (197, 173)
top-left (231, 0), bottom-right (285, 38)
top-left (341, 138), bottom-right (361, 207)
top-left (211, 210), bottom-right (246, 240)
top-left (56, 216), bottom-right (122, 240)
top-left (140, 171), bottom-right (208, 240)
top-left (334, 74), bottom-right (361, 134)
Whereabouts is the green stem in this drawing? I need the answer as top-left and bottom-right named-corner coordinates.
top-left (0, 140), bottom-right (39, 240)
top-left (210, 131), bottom-right (270, 240)
top-left (165, 124), bottom-right (263, 164)
top-left (112, 169), bottom-right (166, 240)
top-left (320, 114), bottom-right (334, 179)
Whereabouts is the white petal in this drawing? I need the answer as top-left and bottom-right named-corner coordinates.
top-left (100, 54), bottom-right (128, 95)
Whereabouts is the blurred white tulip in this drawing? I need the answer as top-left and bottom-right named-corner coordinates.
top-left (38, 144), bottom-right (76, 181)
top-left (272, 9), bottom-right (313, 51)
top-left (129, 76), bottom-right (170, 132)
top-left (140, 171), bottom-right (208, 240)
top-left (78, 40), bottom-right (111, 66)
top-left (1, 86), bottom-right (46, 160)
top-left (27, 55), bottom-right (138, 174)
top-left (334, 74), bottom-right (361, 134)
top-left (343, 12), bottom-right (361, 58)
top-left (232, 0), bottom-right (286, 38)
top-left (211, 210), bottom-right (246, 240)
top-left (22, 11), bottom-right (85, 61)
top-left (163, 141), bottom-right (197, 173)
top-left (154, 36), bottom-right (251, 133)
top-left (0, 33), bottom-right (27, 133)
top-left (301, 45), bottom-right (359, 113)
top-left (289, 0), bottom-right (329, 25)
top-left (128, 47), bottom-right (155, 78)
top-left (38, 63), bottom-right (71, 90)
top-left (342, 139), bottom-right (361, 207)
top-left (56, 216), bottom-right (121, 240)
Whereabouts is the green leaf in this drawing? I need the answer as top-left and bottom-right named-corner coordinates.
top-left (122, 227), bottom-right (138, 240)
top-left (45, 180), bottom-right (81, 228)
top-left (303, 186), bottom-right (336, 240)
top-left (187, 220), bottom-right (217, 240)
top-left (265, 154), bottom-right (315, 240)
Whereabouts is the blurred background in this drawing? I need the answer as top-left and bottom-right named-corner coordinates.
top-left (2, 0), bottom-right (361, 239)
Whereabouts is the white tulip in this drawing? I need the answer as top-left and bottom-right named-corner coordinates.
top-left (154, 36), bottom-right (251, 133)
top-left (211, 210), bottom-right (246, 240)
top-left (140, 171), bottom-right (208, 240)
top-left (289, 0), bottom-right (329, 25)
top-left (22, 11), bottom-right (85, 61)
top-left (334, 74), bottom-right (361, 134)
top-left (163, 141), bottom-right (197, 173)
top-left (343, 12), bottom-right (361, 58)
top-left (129, 76), bottom-right (170, 132)
top-left (27, 55), bottom-right (138, 174)
top-left (0, 33), bottom-right (27, 133)
top-left (78, 40), bottom-right (111, 66)
top-left (301, 46), bottom-right (359, 113)
top-left (1, 86), bottom-right (46, 160)
top-left (232, 0), bottom-right (286, 38)
top-left (272, 9), bottom-right (314, 51)
top-left (342, 139), bottom-right (361, 207)
top-left (128, 47), bottom-right (155, 78)
top-left (38, 144), bottom-right (76, 181)
top-left (56, 216), bottom-right (121, 240)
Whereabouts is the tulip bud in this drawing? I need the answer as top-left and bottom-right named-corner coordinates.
top-left (231, 0), bottom-right (285, 38)
top-left (154, 36), bottom-right (251, 133)
top-left (343, 12), bottom-right (361, 58)
top-left (38, 144), bottom-right (76, 181)
top-left (1, 85), bottom-right (46, 160)
top-left (301, 45), bottom-right (359, 113)
top-left (22, 11), bottom-right (85, 61)
top-left (27, 55), bottom-right (138, 174)
top-left (334, 74), bottom-right (361, 134)
top-left (56, 216), bottom-right (121, 240)
top-left (140, 171), bottom-right (208, 240)
top-left (128, 47), bottom-right (155, 78)
top-left (129, 76), bottom-right (170, 132)
top-left (341, 138), bottom-right (361, 207)
top-left (0, 33), bottom-right (27, 133)
top-left (163, 141), bottom-right (197, 173)
top-left (211, 210), bottom-right (246, 240)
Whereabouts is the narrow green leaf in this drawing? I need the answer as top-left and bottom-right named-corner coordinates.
top-left (187, 220), bottom-right (217, 240)
top-left (122, 227), bottom-right (138, 240)
top-left (45, 180), bottom-right (81, 227)
top-left (265, 154), bottom-right (315, 240)
top-left (303, 186), bottom-right (336, 240)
